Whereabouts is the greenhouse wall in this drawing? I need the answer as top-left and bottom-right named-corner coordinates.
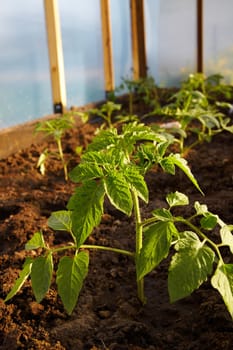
top-left (0, 0), bottom-right (233, 130)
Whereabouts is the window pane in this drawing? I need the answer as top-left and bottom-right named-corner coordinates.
top-left (0, 2), bottom-right (51, 129)
top-left (59, 0), bottom-right (105, 107)
top-left (145, 0), bottom-right (196, 86)
top-left (110, 0), bottom-right (132, 87)
top-left (204, 0), bottom-right (233, 83)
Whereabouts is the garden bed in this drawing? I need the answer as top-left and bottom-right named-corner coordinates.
top-left (1, 116), bottom-right (233, 349)
top-left (1, 71), bottom-right (233, 349)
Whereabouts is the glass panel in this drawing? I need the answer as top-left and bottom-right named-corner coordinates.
top-left (0, 2), bottom-right (51, 129)
top-left (110, 0), bottom-right (132, 87)
top-left (145, 0), bottom-right (196, 86)
top-left (58, 0), bottom-right (105, 107)
top-left (204, 0), bottom-right (233, 83)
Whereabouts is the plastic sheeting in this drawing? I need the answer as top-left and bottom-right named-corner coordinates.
top-left (0, 0), bottom-right (233, 129)
top-left (0, 1), bottom-right (51, 129)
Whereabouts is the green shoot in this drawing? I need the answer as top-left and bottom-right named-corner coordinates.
top-left (35, 114), bottom-right (75, 181)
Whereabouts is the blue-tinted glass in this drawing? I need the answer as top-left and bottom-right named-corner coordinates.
top-left (0, 2), bottom-right (51, 129)
top-left (110, 0), bottom-right (132, 87)
top-left (58, 0), bottom-right (105, 107)
top-left (145, 0), bottom-right (196, 86)
top-left (204, 0), bottom-right (233, 83)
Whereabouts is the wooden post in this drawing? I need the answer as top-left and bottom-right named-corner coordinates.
top-left (130, 0), bottom-right (147, 80)
top-left (100, 0), bottom-right (114, 96)
top-left (197, 0), bottom-right (203, 72)
top-left (44, 0), bottom-right (67, 113)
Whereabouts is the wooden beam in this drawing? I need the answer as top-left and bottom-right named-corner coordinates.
top-left (44, 0), bottom-right (67, 113)
top-left (197, 0), bottom-right (203, 72)
top-left (100, 0), bottom-right (114, 95)
top-left (130, 0), bottom-right (147, 80)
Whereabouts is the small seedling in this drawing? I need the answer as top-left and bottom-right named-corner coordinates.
top-left (116, 75), bottom-right (160, 115)
top-left (35, 114), bottom-right (75, 181)
top-left (154, 73), bottom-right (233, 155)
top-left (87, 101), bottom-right (122, 129)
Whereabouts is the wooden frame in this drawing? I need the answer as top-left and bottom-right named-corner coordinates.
top-left (197, 0), bottom-right (203, 72)
top-left (44, 0), bottom-right (67, 113)
top-left (100, 0), bottom-right (114, 95)
top-left (130, 0), bottom-right (147, 80)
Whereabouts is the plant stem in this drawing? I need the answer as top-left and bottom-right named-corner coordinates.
top-left (51, 243), bottom-right (134, 258)
top-left (81, 245), bottom-right (134, 257)
top-left (57, 138), bottom-right (68, 181)
top-left (132, 189), bottom-right (146, 304)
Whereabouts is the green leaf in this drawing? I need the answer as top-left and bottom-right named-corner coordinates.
top-left (48, 210), bottom-right (72, 232)
top-left (200, 214), bottom-right (218, 230)
top-left (4, 258), bottom-right (33, 302)
top-left (169, 153), bottom-right (204, 195)
top-left (56, 251), bottom-right (89, 315)
top-left (152, 208), bottom-right (173, 221)
top-left (122, 122), bottom-right (164, 143)
top-left (67, 180), bottom-right (105, 246)
top-left (166, 191), bottom-right (189, 208)
top-left (69, 162), bottom-right (104, 183)
top-left (136, 221), bottom-right (176, 280)
top-left (87, 129), bottom-right (118, 152)
top-left (104, 172), bottom-right (133, 216)
top-left (168, 243), bottom-right (215, 302)
top-left (124, 167), bottom-right (149, 203)
top-left (157, 141), bottom-right (171, 157)
top-left (174, 231), bottom-right (200, 250)
top-left (194, 201), bottom-right (208, 215)
top-left (160, 157), bottom-right (175, 174)
top-left (31, 254), bottom-right (53, 303)
top-left (25, 231), bottom-right (46, 250)
top-left (211, 263), bottom-right (233, 319)
top-left (220, 225), bottom-right (233, 254)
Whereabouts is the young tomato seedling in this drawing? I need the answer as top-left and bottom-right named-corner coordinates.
top-left (5, 121), bottom-right (205, 315)
top-left (35, 114), bottom-right (75, 181)
top-left (153, 73), bottom-right (233, 155)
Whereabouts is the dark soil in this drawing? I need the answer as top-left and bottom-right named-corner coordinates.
top-left (1, 117), bottom-right (233, 350)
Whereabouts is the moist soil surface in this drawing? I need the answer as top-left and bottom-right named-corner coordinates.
top-left (1, 119), bottom-right (233, 350)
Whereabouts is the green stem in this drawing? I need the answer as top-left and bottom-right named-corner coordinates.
top-left (51, 243), bottom-right (134, 258)
top-left (132, 189), bottom-right (146, 304)
top-left (81, 245), bottom-right (134, 257)
top-left (57, 138), bottom-right (68, 181)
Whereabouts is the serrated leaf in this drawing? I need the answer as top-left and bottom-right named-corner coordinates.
top-left (169, 153), bottom-right (204, 195)
top-left (87, 129), bottom-right (118, 152)
top-left (31, 254), bottom-right (53, 303)
top-left (136, 221), bottom-right (176, 280)
top-left (211, 263), bottom-right (233, 319)
top-left (160, 157), bottom-right (175, 174)
top-left (25, 231), bottom-right (46, 250)
top-left (82, 150), bottom-right (112, 164)
top-left (67, 180), bottom-right (105, 247)
top-left (220, 225), bottom-right (233, 254)
top-left (152, 208), bottom-right (173, 221)
top-left (122, 122), bottom-right (163, 143)
top-left (69, 162), bottom-right (104, 183)
top-left (174, 231), bottom-right (200, 250)
top-left (157, 141), bottom-right (170, 157)
top-left (200, 214), bottom-right (218, 230)
top-left (124, 167), bottom-right (148, 203)
top-left (48, 210), bottom-right (72, 232)
top-left (104, 172), bottom-right (133, 216)
top-left (166, 191), bottom-right (189, 208)
top-left (56, 251), bottom-right (89, 315)
top-left (168, 244), bottom-right (215, 302)
top-left (194, 201), bottom-right (208, 215)
top-left (4, 258), bottom-right (33, 302)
